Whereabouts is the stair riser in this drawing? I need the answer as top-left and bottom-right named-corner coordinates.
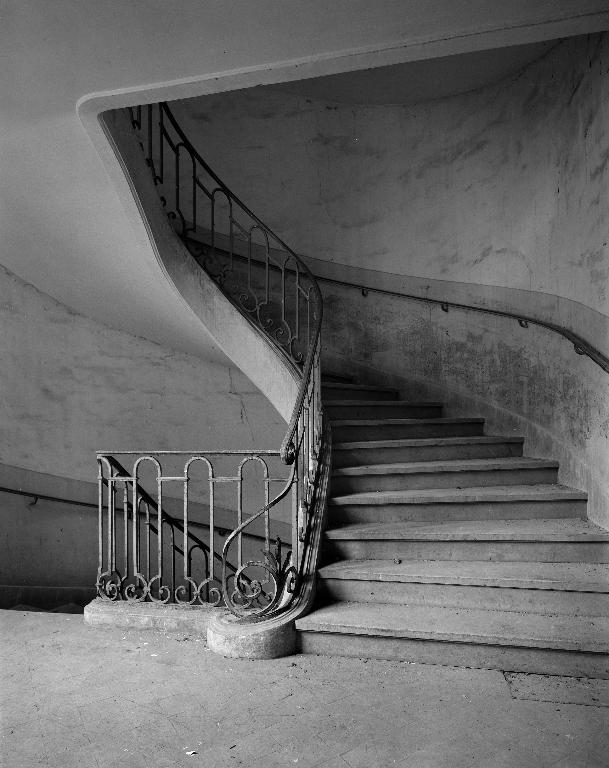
top-left (297, 632), bottom-right (609, 678)
top-left (331, 467), bottom-right (558, 495)
top-left (322, 387), bottom-right (398, 401)
top-left (326, 540), bottom-right (609, 563)
top-left (327, 404), bottom-right (442, 420)
top-left (332, 422), bottom-right (484, 442)
top-left (320, 579), bottom-right (609, 616)
top-left (328, 499), bottom-right (588, 524)
top-left (332, 442), bottom-right (523, 467)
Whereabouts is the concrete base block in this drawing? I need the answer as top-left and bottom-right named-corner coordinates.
top-left (207, 610), bottom-right (296, 659)
top-left (83, 597), bottom-right (218, 634)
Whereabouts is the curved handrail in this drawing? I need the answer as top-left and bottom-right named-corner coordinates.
top-left (316, 271), bottom-right (609, 374)
top-left (126, 102), bottom-right (327, 619)
top-left (158, 103), bottom-right (324, 461)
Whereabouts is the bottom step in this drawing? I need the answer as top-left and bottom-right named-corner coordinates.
top-left (296, 602), bottom-right (609, 678)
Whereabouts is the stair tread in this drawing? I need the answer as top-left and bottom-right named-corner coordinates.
top-left (318, 559), bottom-right (609, 592)
top-left (322, 381), bottom-right (394, 392)
top-left (330, 483), bottom-right (588, 506)
top-left (295, 601), bottom-right (609, 652)
top-left (324, 516), bottom-right (607, 541)
top-left (333, 436), bottom-right (523, 450)
top-left (331, 417), bottom-right (484, 426)
top-left (333, 457), bottom-right (558, 476)
top-left (327, 400), bottom-right (443, 407)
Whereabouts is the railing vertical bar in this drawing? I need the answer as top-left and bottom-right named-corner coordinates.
top-left (209, 477), bottom-right (215, 583)
top-left (237, 468), bottom-right (243, 569)
top-left (229, 200), bottom-right (234, 271)
top-left (109, 479), bottom-right (115, 576)
top-left (187, 547), bottom-right (193, 602)
top-left (123, 483), bottom-right (129, 583)
top-left (158, 106), bottom-right (164, 183)
top-left (294, 264), bottom-right (300, 342)
top-left (293, 422), bottom-right (301, 569)
top-left (175, 148), bottom-right (182, 234)
top-left (183, 469), bottom-right (189, 585)
top-left (264, 474), bottom-right (270, 555)
top-left (156, 472), bottom-right (163, 599)
top-left (307, 288), bottom-right (312, 349)
top-left (247, 235), bottom-right (253, 290)
top-left (191, 152), bottom-right (197, 232)
top-left (132, 481), bottom-right (139, 580)
top-left (211, 195), bottom-right (216, 252)
top-left (281, 264), bottom-right (286, 323)
top-left (145, 501), bottom-right (150, 585)
top-left (97, 462), bottom-right (104, 588)
top-left (147, 105), bottom-right (153, 168)
top-left (169, 524), bottom-right (175, 600)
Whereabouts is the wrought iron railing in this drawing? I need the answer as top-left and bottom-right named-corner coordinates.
top-left (96, 453), bottom-right (292, 609)
top-left (96, 102), bottom-right (324, 619)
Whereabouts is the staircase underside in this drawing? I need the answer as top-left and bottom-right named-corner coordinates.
top-left (295, 380), bottom-right (609, 677)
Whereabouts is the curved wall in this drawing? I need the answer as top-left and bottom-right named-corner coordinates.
top-left (8, 1), bottom-right (605, 355)
top-left (0, 264), bottom-right (285, 484)
top-left (173, 32), bottom-right (609, 351)
top-left (171, 33), bottom-right (609, 526)
top-left (321, 282), bottom-right (609, 529)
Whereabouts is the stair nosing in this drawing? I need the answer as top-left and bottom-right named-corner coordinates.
top-left (329, 484), bottom-right (588, 505)
top-left (332, 457), bottom-right (559, 476)
top-left (295, 602), bottom-right (609, 652)
top-left (318, 559), bottom-right (609, 593)
top-left (324, 517), bottom-right (605, 541)
top-left (333, 436), bottom-right (524, 450)
top-left (322, 382), bottom-right (399, 393)
top-left (331, 417), bottom-right (484, 426)
top-left (326, 400), bottom-right (443, 407)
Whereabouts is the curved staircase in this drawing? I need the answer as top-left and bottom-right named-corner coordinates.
top-left (101, 101), bottom-right (609, 670)
top-left (296, 379), bottom-right (609, 677)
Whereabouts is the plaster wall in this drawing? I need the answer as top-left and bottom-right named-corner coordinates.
top-left (171, 33), bottom-right (609, 526)
top-left (0, 264), bottom-right (285, 483)
top-left (0, 263), bottom-right (291, 595)
top-left (320, 281), bottom-right (609, 529)
top-left (0, 464), bottom-right (290, 602)
top-left (173, 33), bottom-right (609, 346)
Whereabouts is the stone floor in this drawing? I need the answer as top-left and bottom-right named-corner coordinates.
top-left (1, 610), bottom-right (608, 768)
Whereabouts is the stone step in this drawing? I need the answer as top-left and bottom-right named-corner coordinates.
top-left (332, 417), bottom-right (485, 442)
top-left (322, 382), bottom-right (400, 401)
top-left (318, 559), bottom-right (609, 616)
top-left (326, 401), bottom-right (443, 420)
top-left (324, 517), bottom-right (609, 563)
top-left (328, 484), bottom-right (588, 524)
top-left (331, 457), bottom-right (558, 494)
top-left (332, 436), bottom-right (524, 467)
top-left (321, 373), bottom-right (355, 384)
top-left (296, 601), bottom-right (609, 677)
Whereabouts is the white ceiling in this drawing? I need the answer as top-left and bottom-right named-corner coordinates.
top-left (275, 40), bottom-right (558, 106)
